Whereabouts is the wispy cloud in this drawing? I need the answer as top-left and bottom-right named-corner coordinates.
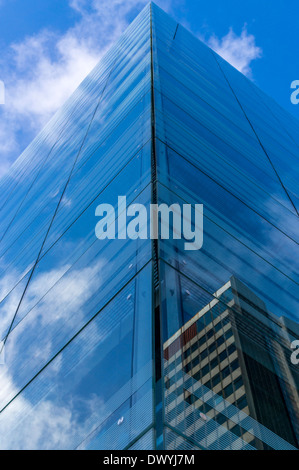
top-left (207, 26), bottom-right (262, 77)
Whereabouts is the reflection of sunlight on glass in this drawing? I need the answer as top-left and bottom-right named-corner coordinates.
top-left (0, 81), bottom-right (4, 105)
top-left (0, 341), bottom-right (5, 365)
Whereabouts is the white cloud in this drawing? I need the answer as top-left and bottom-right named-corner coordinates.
top-left (207, 26), bottom-right (262, 77)
top-left (9, 32), bottom-right (99, 124)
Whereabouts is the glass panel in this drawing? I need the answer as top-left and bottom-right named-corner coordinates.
top-left (0, 263), bottom-right (153, 450)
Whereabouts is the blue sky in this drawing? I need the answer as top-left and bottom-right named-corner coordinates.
top-left (0, 0), bottom-right (298, 176)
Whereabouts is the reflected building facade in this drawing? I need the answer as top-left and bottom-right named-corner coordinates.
top-left (0, 3), bottom-right (298, 450)
top-left (163, 277), bottom-right (299, 450)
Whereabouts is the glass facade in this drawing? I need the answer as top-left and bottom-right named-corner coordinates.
top-left (0, 3), bottom-right (298, 450)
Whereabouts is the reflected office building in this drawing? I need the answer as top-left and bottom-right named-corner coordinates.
top-left (0, 3), bottom-right (298, 450)
top-left (163, 276), bottom-right (299, 449)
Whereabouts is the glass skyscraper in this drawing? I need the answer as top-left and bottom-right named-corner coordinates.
top-left (0, 3), bottom-right (298, 450)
